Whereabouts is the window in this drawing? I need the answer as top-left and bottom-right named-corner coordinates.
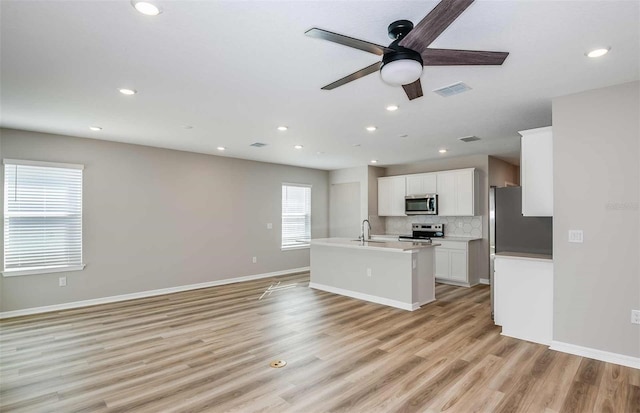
top-left (3, 159), bottom-right (84, 276)
top-left (281, 184), bottom-right (311, 249)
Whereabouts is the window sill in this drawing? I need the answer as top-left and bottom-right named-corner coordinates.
top-left (281, 245), bottom-right (310, 251)
top-left (2, 265), bottom-right (86, 277)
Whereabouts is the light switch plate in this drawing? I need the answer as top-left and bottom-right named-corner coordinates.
top-left (568, 230), bottom-right (583, 243)
top-left (267, 223), bottom-right (273, 229)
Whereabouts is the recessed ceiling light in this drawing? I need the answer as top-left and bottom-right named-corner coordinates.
top-left (366, 126), bottom-right (377, 132)
top-left (132, 1), bottom-right (161, 16)
top-left (386, 105), bottom-right (399, 111)
top-left (118, 88), bottom-right (137, 95)
top-left (277, 126), bottom-right (288, 131)
top-left (439, 149), bottom-right (448, 154)
top-left (89, 126), bottom-right (102, 131)
top-left (294, 145), bottom-right (303, 149)
top-left (370, 160), bottom-right (378, 164)
top-left (586, 47), bottom-right (610, 58)
top-left (217, 146), bottom-right (226, 151)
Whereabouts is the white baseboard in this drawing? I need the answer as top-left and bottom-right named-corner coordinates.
top-left (550, 340), bottom-right (640, 370)
top-left (0, 267), bottom-right (310, 319)
top-left (479, 278), bottom-right (490, 285)
top-left (309, 282), bottom-right (416, 311)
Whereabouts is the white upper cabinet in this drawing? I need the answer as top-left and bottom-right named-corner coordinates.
top-left (378, 176), bottom-right (406, 216)
top-left (519, 126), bottom-right (553, 217)
top-left (406, 173), bottom-right (437, 196)
top-left (436, 168), bottom-right (477, 216)
top-left (378, 168), bottom-right (477, 217)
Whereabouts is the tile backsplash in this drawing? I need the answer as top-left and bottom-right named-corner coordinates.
top-left (385, 215), bottom-right (483, 238)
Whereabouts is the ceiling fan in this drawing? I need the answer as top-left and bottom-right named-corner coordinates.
top-left (305, 0), bottom-right (509, 101)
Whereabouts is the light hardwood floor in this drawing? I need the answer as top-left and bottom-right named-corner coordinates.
top-left (1, 272), bottom-right (638, 413)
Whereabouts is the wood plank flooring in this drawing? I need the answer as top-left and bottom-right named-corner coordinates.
top-left (1, 272), bottom-right (638, 412)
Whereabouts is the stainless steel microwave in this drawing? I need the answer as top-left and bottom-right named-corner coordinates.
top-left (405, 194), bottom-right (438, 215)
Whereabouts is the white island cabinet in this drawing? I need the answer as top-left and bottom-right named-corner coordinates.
top-left (310, 238), bottom-right (438, 311)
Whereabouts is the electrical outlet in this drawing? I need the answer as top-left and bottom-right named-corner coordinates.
top-left (632, 310), bottom-right (640, 325)
top-left (568, 230), bottom-right (583, 243)
top-left (366, 268), bottom-right (372, 277)
top-left (458, 222), bottom-right (463, 228)
top-left (252, 256), bottom-right (257, 264)
top-left (59, 276), bottom-right (67, 287)
top-left (266, 223), bottom-right (273, 229)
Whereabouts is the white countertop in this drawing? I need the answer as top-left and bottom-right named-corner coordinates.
top-left (311, 238), bottom-right (439, 252)
top-left (495, 251), bottom-right (553, 262)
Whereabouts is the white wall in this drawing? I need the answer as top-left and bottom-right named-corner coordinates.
top-left (552, 81), bottom-right (639, 358)
top-left (0, 128), bottom-right (329, 312)
top-left (329, 166), bottom-right (386, 236)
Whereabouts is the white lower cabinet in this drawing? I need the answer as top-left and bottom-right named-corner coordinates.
top-left (434, 239), bottom-right (480, 287)
top-left (494, 255), bottom-right (553, 345)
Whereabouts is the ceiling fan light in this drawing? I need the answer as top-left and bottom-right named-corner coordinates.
top-left (380, 51), bottom-right (423, 86)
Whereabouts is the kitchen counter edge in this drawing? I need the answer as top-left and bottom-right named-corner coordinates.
top-left (311, 238), bottom-right (439, 252)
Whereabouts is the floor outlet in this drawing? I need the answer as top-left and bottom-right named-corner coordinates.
top-left (59, 276), bottom-right (67, 287)
top-left (632, 310), bottom-right (640, 325)
top-left (252, 256), bottom-right (257, 264)
top-left (366, 268), bottom-right (372, 277)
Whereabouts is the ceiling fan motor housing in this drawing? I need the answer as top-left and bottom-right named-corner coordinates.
top-left (388, 20), bottom-right (414, 40)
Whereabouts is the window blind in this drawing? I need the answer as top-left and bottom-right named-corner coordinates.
top-left (4, 161), bottom-right (83, 273)
top-left (281, 184), bottom-right (311, 249)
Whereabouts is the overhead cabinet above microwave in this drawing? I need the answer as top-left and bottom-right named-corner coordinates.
top-left (378, 168), bottom-right (478, 217)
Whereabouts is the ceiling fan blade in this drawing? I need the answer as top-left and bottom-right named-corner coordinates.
top-left (305, 28), bottom-right (393, 56)
top-left (321, 62), bottom-right (381, 90)
top-left (399, 0), bottom-right (475, 53)
top-left (421, 48), bottom-right (509, 65)
top-left (402, 79), bottom-right (423, 100)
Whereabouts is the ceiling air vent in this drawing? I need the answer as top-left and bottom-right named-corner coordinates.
top-left (433, 82), bottom-right (472, 97)
top-left (458, 135), bottom-right (481, 143)
top-left (249, 142), bottom-right (268, 148)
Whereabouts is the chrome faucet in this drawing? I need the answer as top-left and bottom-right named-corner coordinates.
top-left (361, 219), bottom-right (372, 241)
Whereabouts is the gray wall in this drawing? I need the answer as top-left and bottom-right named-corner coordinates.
top-left (385, 154), bottom-right (490, 280)
top-left (552, 81), bottom-right (639, 358)
top-left (0, 128), bottom-right (329, 312)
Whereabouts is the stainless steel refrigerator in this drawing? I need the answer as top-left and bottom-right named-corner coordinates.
top-left (489, 186), bottom-right (553, 318)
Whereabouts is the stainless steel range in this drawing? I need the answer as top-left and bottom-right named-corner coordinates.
top-left (398, 223), bottom-right (444, 241)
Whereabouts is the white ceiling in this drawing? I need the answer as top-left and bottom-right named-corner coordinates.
top-left (1, 0), bottom-right (638, 170)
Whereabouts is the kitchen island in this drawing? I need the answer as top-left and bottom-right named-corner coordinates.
top-left (310, 238), bottom-right (439, 311)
